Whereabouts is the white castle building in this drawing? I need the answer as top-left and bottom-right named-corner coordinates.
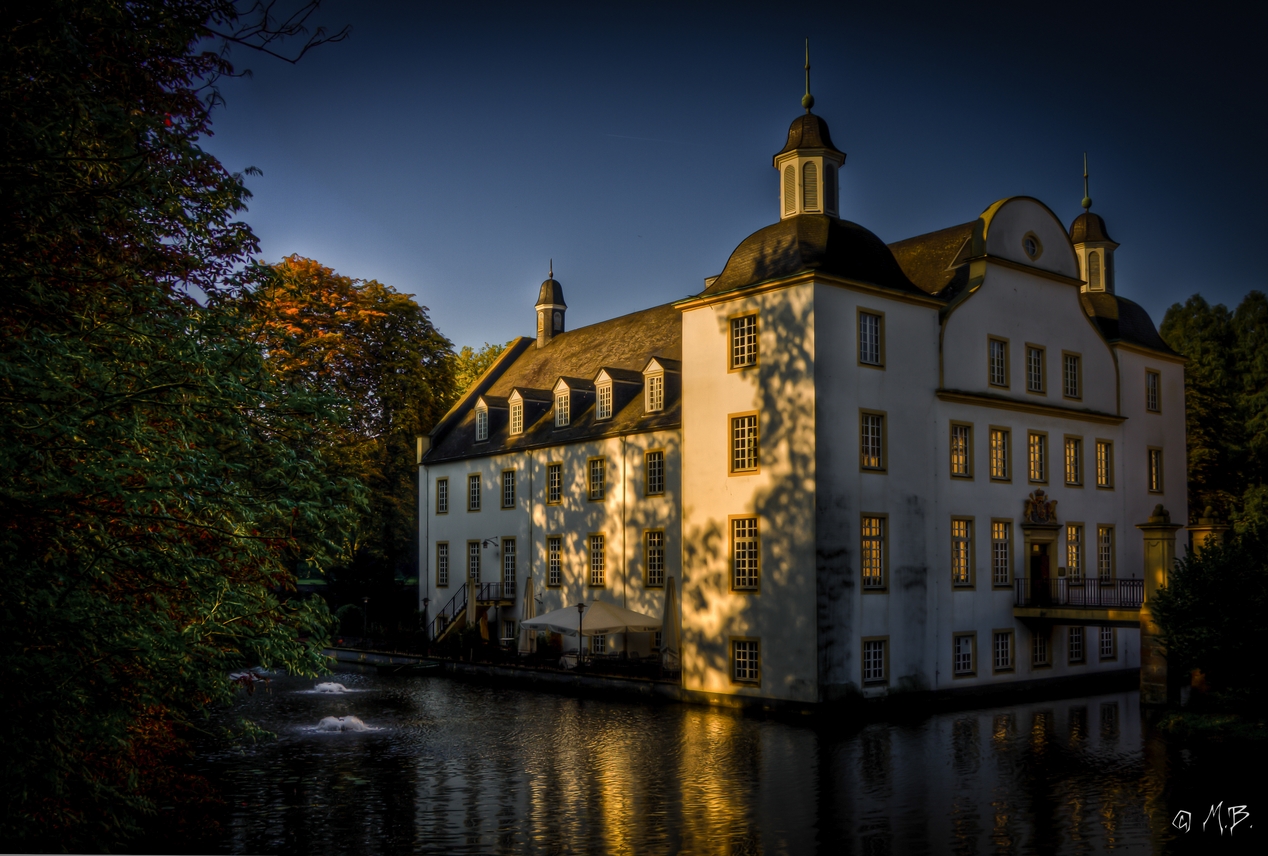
top-left (417, 91), bottom-right (1186, 705)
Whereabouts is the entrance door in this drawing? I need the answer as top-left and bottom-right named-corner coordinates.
top-left (1030, 543), bottom-right (1052, 605)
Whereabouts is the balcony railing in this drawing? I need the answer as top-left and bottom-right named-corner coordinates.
top-left (478, 581), bottom-right (516, 602)
top-left (1014, 577), bottom-right (1143, 610)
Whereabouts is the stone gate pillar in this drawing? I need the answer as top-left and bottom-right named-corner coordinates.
top-left (1136, 504), bottom-right (1181, 705)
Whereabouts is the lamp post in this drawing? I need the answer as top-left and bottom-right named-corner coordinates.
top-left (575, 602), bottom-right (587, 667)
top-left (362, 596), bottom-right (370, 644)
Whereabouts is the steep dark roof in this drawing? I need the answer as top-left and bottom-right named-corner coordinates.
top-left (1080, 292), bottom-right (1177, 355)
top-left (426, 303), bottom-right (682, 463)
top-left (1069, 212), bottom-right (1116, 245)
top-left (773, 112), bottom-right (844, 161)
top-left (536, 277), bottom-right (566, 307)
top-left (888, 221), bottom-right (976, 297)
top-left (703, 214), bottom-right (925, 297)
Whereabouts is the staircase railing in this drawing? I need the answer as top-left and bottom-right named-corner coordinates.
top-left (429, 583), bottom-right (468, 641)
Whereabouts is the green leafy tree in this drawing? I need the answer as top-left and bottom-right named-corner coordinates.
top-left (453, 341), bottom-right (510, 393)
top-left (1, 0), bottom-right (351, 849)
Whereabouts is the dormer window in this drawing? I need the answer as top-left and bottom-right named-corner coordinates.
top-left (475, 406), bottom-right (489, 442)
top-left (510, 401), bottom-right (523, 435)
top-left (555, 390), bottom-right (570, 427)
top-left (596, 382), bottom-right (613, 420)
top-left (646, 374), bottom-right (664, 412)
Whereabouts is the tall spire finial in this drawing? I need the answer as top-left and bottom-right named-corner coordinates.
top-left (802, 38), bottom-right (815, 112)
top-left (549, 258), bottom-right (553, 279)
top-left (1081, 153), bottom-right (1092, 212)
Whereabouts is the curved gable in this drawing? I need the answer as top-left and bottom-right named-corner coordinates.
top-left (979, 197), bottom-right (1079, 279)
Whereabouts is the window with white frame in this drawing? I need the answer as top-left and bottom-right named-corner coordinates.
top-left (1099, 626), bottom-right (1116, 660)
top-left (589, 534), bottom-right (605, 586)
top-left (646, 373), bottom-right (664, 412)
top-left (859, 311), bottom-right (882, 366)
top-left (989, 339), bottom-right (1008, 387)
top-left (1063, 353), bottom-right (1081, 398)
top-left (731, 414), bottom-right (758, 472)
top-left (1148, 448), bottom-right (1163, 493)
top-left (1096, 440), bottom-right (1113, 488)
top-left (991, 521), bottom-right (1010, 586)
top-left (547, 463), bottom-right (562, 504)
top-left (863, 639), bottom-right (887, 683)
top-left (730, 315), bottom-right (758, 369)
top-left (592, 633), bottom-right (606, 655)
top-left (645, 450), bottom-right (664, 495)
top-left (1065, 437), bottom-right (1082, 485)
top-left (994, 631), bottom-right (1013, 672)
top-left (1066, 524), bottom-right (1083, 581)
top-left (861, 516), bottom-right (886, 589)
top-left (468, 474), bottom-right (481, 511)
top-left (436, 478), bottom-right (449, 514)
top-left (732, 517), bottom-right (759, 590)
top-left (990, 428), bottom-right (1010, 479)
top-left (502, 470), bottom-right (515, 508)
top-left (954, 634), bottom-right (975, 675)
top-left (555, 390), bottom-right (570, 427)
top-left (547, 536), bottom-right (562, 586)
top-left (1032, 630), bottom-right (1049, 666)
top-left (436, 542), bottom-right (449, 587)
top-left (1146, 371), bottom-right (1160, 412)
top-left (654, 630), bottom-right (663, 650)
top-left (502, 538), bottom-right (516, 589)
top-left (1097, 526), bottom-right (1114, 581)
top-left (468, 541), bottom-right (480, 580)
top-left (588, 458), bottom-right (605, 500)
top-left (732, 639), bottom-right (760, 682)
top-left (951, 423), bottom-right (971, 477)
top-left (596, 382), bottom-right (612, 420)
top-left (952, 518), bottom-right (973, 585)
top-left (476, 406), bottom-right (489, 441)
top-left (860, 411), bottom-right (884, 470)
top-left (1069, 627), bottom-right (1085, 663)
top-left (510, 401), bottom-right (523, 435)
top-left (1026, 346), bottom-right (1045, 393)
top-left (1028, 432), bottom-right (1047, 482)
top-left (503, 620), bottom-right (516, 644)
top-left (645, 530), bottom-right (665, 587)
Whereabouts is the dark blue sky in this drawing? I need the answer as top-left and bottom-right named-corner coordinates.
top-left (204, 0), bottom-right (1267, 351)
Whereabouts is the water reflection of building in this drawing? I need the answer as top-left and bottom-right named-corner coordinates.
top-left (418, 74), bottom-right (1186, 704)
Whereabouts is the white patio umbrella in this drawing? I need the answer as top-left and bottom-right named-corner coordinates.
top-left (521, 600), bottom-right (661, 637)
top-left (661, 576), bottom-right (681, 670)
top-left (517, 576), bottom-right (536, 655)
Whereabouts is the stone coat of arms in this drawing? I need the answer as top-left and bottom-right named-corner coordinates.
top-left (1023, 489), bottom-right (1058, 524)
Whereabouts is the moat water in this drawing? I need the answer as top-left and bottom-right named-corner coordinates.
top-left (157, 666), bottom-right (1264, 854)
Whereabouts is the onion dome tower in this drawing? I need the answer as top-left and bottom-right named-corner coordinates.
top-left (535, 260), bottom-right (567, 348)
top-left (1069, 155), bottom-right (1120, 293)
top-left (773, 40), bottom-right (845, 220)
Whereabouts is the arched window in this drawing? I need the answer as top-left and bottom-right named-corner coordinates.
top-left (1088, 251), bottom-right (1102, 290)
top-left (783, 165), bottom-right (795, 214)
top-left (802, 161), bottom-right (819, 210)
top-left (824, 162), bottom-right (838, 214)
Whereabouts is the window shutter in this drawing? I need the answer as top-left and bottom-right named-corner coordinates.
top-left (783, 165), bottom-right (795, 214)
top-left (802, 161), bottom-right (818, 210)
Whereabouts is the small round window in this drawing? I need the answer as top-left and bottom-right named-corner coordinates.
top-left (1022, 231), bottom-right (1044, 261)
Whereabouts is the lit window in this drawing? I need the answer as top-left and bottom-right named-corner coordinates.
top-left (1032, 630), bottom-right (1049, 667)
top-left (588, 458), bottom-right (605, 501)
top-left (1097, 526), bottom-right (1114, 581)
top-left (436, 478), bottom-right (449, 514)
top-left (989, 339), bottom-right (1008, 387)
top-left (646, 373), bottom-right (664, 412)
top-left (510, 401), bottom-right (523, 435)
top-left (468, 541), bottom-right (480, 580)
top-left (859, 311), bottom-right (882, 366)
top-left (990, 428), bottom-right (1010, 479)
top-left (951, 423), bottom-right (971, 477)
top-left (645, 530), bottom-right (665, 587)
top-left (468, 474), bottom-right (481, 511)
top-left (1069, 627), bottom-right (1085, 664)
top-left (547, 536), bottom-right (562, 586)
top-left (732, 639), bottom-right (760, 683)
top-left (861, 516), bottom-right (886, 589)
top-left (547, 463), bottom-right (562, 504)
top-left (1066, 524), bottom-right (1083, 582)
top-left (731, 414), bottom-right (759, 472)
top-left (863, 639), bottom-right (887, 683)
top-left (860, 412), bottom-right (885, 470)
top-left (732, 517), bottom-right (759, 590)
top-left (730, 315), bottom-right (758, 369)
top-left (596, 382), bottom-right (612, 420)
top-left (1146, 371), bottom-right (1160, 412)
top-left (592, 633), bottom-right (606, 655)
top-left (502, 538), bottom-right (516, 589)
top-left (589, 534), bottom-right (605, 586)
top-left (1148, 448), bottom-right (1163, 493)
top-left (1065, 437), bottom-right (1082, 485)
top-left (436, 542), bottom-right (449, 587)
top-left (645, 450), bottom-right (664, 495)
top-left (991, 521), bottom-right (1010, 586)
top-left (502, 470), bottom-right (515, 508)
top-left (954, 635), bottom-right (974, 675)
top-left (475, 407), bottom-right (488, 441)
top-left (1096, 440), bottom-right (1113, 488)
top-left (952, 518), bottom-right (972, 585)
top-left (1099, 626), bottom-right (1115, 660)
top-left (555, 391), bottom-right (570, 427)
top-left (1063, 354), bottom-right (1081, 399)
top-left (994, 631), bottom-right (1013, 672)
top-left (1028, 432), bottom-right (1047, 483)
top-left (1026, 346), bottom-right (1044, 393)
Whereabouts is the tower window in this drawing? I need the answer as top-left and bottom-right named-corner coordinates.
top-left (1088, 251), bottom-right (1102, 290)
top-left (802, 161), bottom-right (819, 210)
top-left (824, 162), bottom-right (838, 213)
top-left (783, 165), bottom-right (795, 215)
